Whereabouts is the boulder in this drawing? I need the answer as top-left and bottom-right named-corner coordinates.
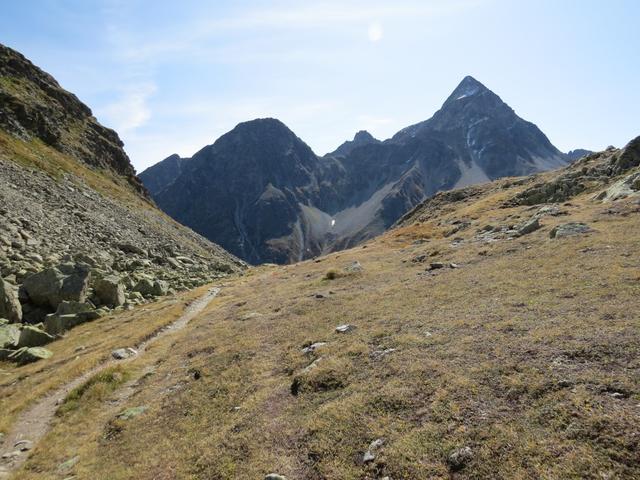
top-left (18, 324), bottom-right (55, 347)
top-left (94, 275), bottom-right (125, 307)
top-left (44, 308), bottom-right (100, 336)
top-left (0, 323), bottom-right (20, 349)
top-left (517, 217), bottom-right (541, 236)
top-left (8, 346), bottom-right (53, 364)
top-left (133, 278), bottom-right (168, 297)
top-left (22, 267), bottom-right (65, 309)
top-left (22, 264), bottom-right (90, 310)
top-left (56, 301), bottom-right (96, 316)
top-left (0, 279), bottom-right (22, 323)
top-left (550, 222), bottom-right (592, 239)
top-left (59, 264), bottom-right (91, 304)
top-left (264, 475), bottom-right (287, 480)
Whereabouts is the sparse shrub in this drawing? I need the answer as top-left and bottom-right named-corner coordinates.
top-left (324, 269), bottom-right (339, 280)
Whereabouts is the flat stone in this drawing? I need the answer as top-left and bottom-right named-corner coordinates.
top-left (335, 324), bottom-right (355, 333)
top-left (112, 347), bottom-right (137, 360)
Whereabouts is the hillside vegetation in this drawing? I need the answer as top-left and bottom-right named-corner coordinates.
top-left (2, 138), bottom-right (638, 479)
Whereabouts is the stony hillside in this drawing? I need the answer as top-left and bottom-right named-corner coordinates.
top-left (0, 44), bottom-right (244, 366)
top-left (2, 137), bottom-right (638, 479)
top-left (142, 76), bottom-right (570, 265)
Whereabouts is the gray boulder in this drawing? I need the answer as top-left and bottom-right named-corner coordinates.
top-left (0, 279), bottom-right (22, 323)
top-left (0, 323), bottom-right (20, 348)
top-left (18, 324), bottom-right (55, 347)
top-left (22, 264), bottom-right (90, 310)
top-left (517, 217), bottom-right (541, 236)
top-left (94, 275), bottom-right (125, 307)
top-left (550, 222), bottom-right (592, 239)
top-left (22, 267), bottom-right (65, 309)
top-left (133, 278), bottom-right (168, 297)
top-left (8, 346), bottom-right (53, 364)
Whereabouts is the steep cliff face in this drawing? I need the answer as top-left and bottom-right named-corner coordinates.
top-left (0, 43), bottom-right (146, 196)
top-left (143, 76), bottom-right (570, 264)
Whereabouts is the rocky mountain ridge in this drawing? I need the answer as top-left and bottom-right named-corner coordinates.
top-left (0, 44), bottom-right (244, 364)
top-left (143, 76), bottom-right (570, 264)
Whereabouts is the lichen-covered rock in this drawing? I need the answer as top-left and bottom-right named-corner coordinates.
top-left (0, 279), bottom-right (22, 323)
top-left (8, 346), bottom-right (53, 364)
top-left (133, 278), bottom-right (168, 297)
top-left (17, 324), bottom-right (55, 347)
top-left (0, 323), bottom-right (20, 349)
top-left (22, 264), bottom-right (90, 310)
top-left (94, 275), bottom-right (125, 308)
top-left (550, 222), bottom-right (592, 239)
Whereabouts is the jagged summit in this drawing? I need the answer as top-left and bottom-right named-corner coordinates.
top-left (328, 129), bottom-right (380, 157)
top-left (447, 75), bottom-right (489, 101)
top-left (353, 130), bottom-right (376, 142)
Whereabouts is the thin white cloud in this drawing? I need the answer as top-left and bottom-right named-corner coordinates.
top-left (368, 22), bottom-right (383, 42)
top-left (104, 0), bottom-right (486, 63)
top-left (99, 83), bottom-right (156, 133)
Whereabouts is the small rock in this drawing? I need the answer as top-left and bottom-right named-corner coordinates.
top-left (447, 446), bottom-right (473, 471)
top-left (363, 438), bottom-right (385, 463)
top-left (1, 451), bottom-right (21, 460)
top-left (344, 261), bottom-right (363, 273)
top-left (13, 440), bottom-right (33, 451)
top-left (301, 342), bottom-right (327, 354)
top-left (427, 262), bottom-right (445, 271)
top-left (57, 455), bottom-right (80, 472)
top-left (264, 474), bottom-right (287, 480)
top-left (112, 347), bottom-right (138, 360)
top-left (335, 324), bottom-right (355, 333)
top-left (117, 406), bottom-right (148, 420)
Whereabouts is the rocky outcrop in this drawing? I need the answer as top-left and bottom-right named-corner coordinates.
top-left (0, 43), bottom-right (146, 196)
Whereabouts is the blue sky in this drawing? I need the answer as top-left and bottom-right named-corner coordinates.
top-left (2, 0), bottom-right (639, 171)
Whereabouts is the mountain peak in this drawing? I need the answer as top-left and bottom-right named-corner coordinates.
top-left (328, 130), bottom-right (380, 157)
top-left (353, 130), bottom-right (376, 143)
top-left (449, 75), bottom-right (488, 101)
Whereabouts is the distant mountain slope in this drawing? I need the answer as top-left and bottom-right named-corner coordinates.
top-left (138, 153), bottom-right (187, 195)
top-left (142, 76), bottom-right (569, 264)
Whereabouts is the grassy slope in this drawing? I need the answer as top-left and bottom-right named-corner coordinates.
top-left (5, 168), bottom-right (638, 479)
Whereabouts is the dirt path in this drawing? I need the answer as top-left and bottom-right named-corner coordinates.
top-left (0, 286), bottom-right (221, 479)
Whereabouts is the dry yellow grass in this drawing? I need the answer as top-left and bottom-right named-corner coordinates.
top-left (4, 165), bottom-right (640, 479)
